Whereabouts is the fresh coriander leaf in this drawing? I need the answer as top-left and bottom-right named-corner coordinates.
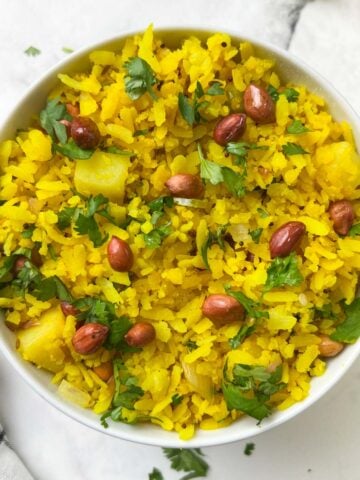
top-left (178, 93), bottom-right (196, 126)
top-left (144, 223), bottom-right (172, 249)
top-left (55, 139), bottom-right (94, 160)
top-left (185, 340), bottom-right (198, 351)
top-left (249, 228), bottom-right (263, 244)
top-left (148, 468), bottom-right (164, 480)
top-left (207, 81), bottom-right (225, 96)
top-left (284, 87), bottom-right (299, 102)
top-left (282, 142), bottom-right (308, 156)
top-left (222, 363), bottom-right (284, 421)
top-left (314, 303), bottom-right (336, 320)
top-left (134, 129), bottom-right (149, 137)
top-left (244, 442), bottom-right (255, 456)
top-left (75, 213), bottom-right (108, 247)
top-left (57, 206), bottom-right (78, 230)
top-left (200, 225), bottom-right (228, 270)
top-left (148, 196), bottom-right (174, 214)
top-left (39, 97), bottom-right (70, 143)
top-left (48, 244), bottom-right (57, 260)
top-left (105, 316), bottom-right (132, 350)
top-left (171, 393), bottom-right (184, 407)
top-left (195, 81), bottom-right (205, 99)
top-left (229, 324), bottom-right (256, 349)
top-left (198, 143), bottom-right (223, 184)
top-left (21, 225), bottom-right (35, 239)
top-left (331, 297), bottom-right (360, 343)
top-left (267, 84), bottom-right (279, 102)
top-left (257, 208), bottom-right (269, 218)
top-left (113, 360), bottom-right (144, 409)
top-left (163, 448), bottom-right (209, 480)
top-left (264, 252), bottom-right (303, 291)
top-left (32, 276), bottom-right (72, 302)
top-left (62, 47), bottom-right (74, 54)
top-left (221, 167), bottom-right (246, 198)
top-left (286, 119), bottom-right (310, 134)
top-left (24, 46), bottom-right (41, 56)
top-left (74, 297), bottom-right (116, 324)
top-left (348, 223), bottom-right (360, 237)
top-left (86, 194), bottom-right (109, 216)
top-left (105, 146), bottom-right (132, 155)
top-left (124, 57), bottom-right (158, 101)
top-left (12, 261), bottom-right (41, 293)
top-left (0, 256), bottom-right (17, 283)
top-left (225, 142), bottom-right (268, 168)
top-left (224, 285), bottom-right (269, 319)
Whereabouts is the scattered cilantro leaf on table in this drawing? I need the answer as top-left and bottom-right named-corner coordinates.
top-left (163, 448), bottom-right (209, 480)
top-left (331, 297), bottom-right (360, 343)
top-left (282, 142), bottom-right (309, 156)
top-left (62, 47), bottom-right (74, 54)
top-left (24, 46), bottom-right (41, 56)
top-left (124, 57), bottom-right (158, 101)
top-left (244, 442), bottom-right (255, 456)
top-left (286, 120), bottom-right (310, 134)
top-left (148, 468), bottom-right (164, 480)
top-left (264, 252), bottom-right (303, 291)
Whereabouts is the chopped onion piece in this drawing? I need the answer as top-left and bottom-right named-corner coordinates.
top-left (228, 223), bottom-right (250, 242)
top-left (181, 360), bottom-right (213, 400)
top-left (58, 379), bottom-right (91, 408)
top-left (173, 197), bottom-right (208, 208)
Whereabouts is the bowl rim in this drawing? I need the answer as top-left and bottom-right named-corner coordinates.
top-left (1, 25), bottom-right (360, 448)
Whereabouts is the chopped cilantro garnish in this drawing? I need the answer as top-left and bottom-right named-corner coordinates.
top-left (282, 142), bottom-right (308, 156)
top-left (286, 120), bottom-right (310, 134)
top-left (267, 84), bottom-right (279, 102)
top-left (257, 208), bottom-right (269, 218)
top-left (244, 442), bottom-right (255, 456)
top-left (57, 206), bottom-right (78, 230)
top-left (124, 57), bottom-right (158, 101)
top-left (163, 448), bottom-right (209, 480)
top-left (224, 285), bottom-right (269, 320)
top-left (206, 81), bottom-right (225, 96)
top-left (348, 223), bottom-right (360, 237)
top-left (55, 139), bottom-right (94, 160)
top-left (134, 129), bottom-right (149, 137)
top-left (21, 225), bottom-right (35, 239)
top-left (185, 340), bottom-right (199, 351)
top-left (249, 227), bottom-right (263, 244)
top-left (229, 324), bottom-right (256, 349)
top-left (226, 142), bottom-right (268, 167)
top-left (40, 97), bottom-right (71, 144)
top-left (331, 297), bottom-right (360, 343)
top-left (144, 223), bottom-right (172, 248)
top-left (201, 225), bottom-right (228, 270)
top-left (264, 252), bottom-right (303, 291)
top-left (148, 196), bottom-right (174, 224)
top-left (24, 46), bottom-right (41, 57)
top-left (222, 363), bottom-right (285, 422)
top-left (171, 393), bottom-right (184, 407)
top-left (178, 81), bottom-right (209, 126)
top-left (267, 85), bottom-right (299, 103)
top-left (198, 144), bottom-right (246, 198)
top-left (104, 146), bottom-right (132, 156)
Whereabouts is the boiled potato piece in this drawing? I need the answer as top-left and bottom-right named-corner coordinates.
top-left (74, 151), bottom-right (131, 202)
top-left (17, 306), bottom-right (66, 373)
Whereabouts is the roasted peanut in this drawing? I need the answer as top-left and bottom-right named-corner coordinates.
top-left (72, 323), bottom-right (109, 355)
top-left (329, 200), bottom-right (355, 235)
top-left (165, 174), bottom-right (204, 199)
top-left (202, 294), bottom-right (245, 327)
top-left (107, 236), bottom-right (134, 272)
top-left (30, 248), bottom-right (43, 267)
top-left (213, 113), bottom-right (247, 146)
top-left (318, 334), bottom-right (344, 357)
top-left (60, 301), bottom-right (79, 317)
top-left (269, 221), bottom-right (306, 258)
top-left (66, 103), bottom-right (80, 117)
top-left (70, 116), bottom-right (101, 149)
top-left (124, 322), bottom-right (156, 347)
top-left (243, 84), bottom-right (275, 124)
top-left (93, 361), bottom-right (113, 381)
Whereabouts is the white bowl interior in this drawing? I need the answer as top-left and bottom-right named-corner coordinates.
top-left (0, 27), bottom-right (359, 448)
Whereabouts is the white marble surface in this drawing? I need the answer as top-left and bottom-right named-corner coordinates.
top-left (1, 1), bottom-right (360, 479)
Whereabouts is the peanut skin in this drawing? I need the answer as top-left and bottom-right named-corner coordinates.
top-left (165, 174), bottom-right (204, 199)
top-left (124, 322), bottom-right (156, 347)
top-left (213, 113), bottom-right (247, 146)
top-left (60, 301), bottom-right (79, 317)
top-left (318, 334), bottom-right (344, 357)
top-left (72, 323), bottom-right (109, 355)
top-left (107, 236), bottom-right (134, 272)
top-left (269, 221), bottom-right (306, 258)
top-left (329, 200), bottom-right (355, 235)
top-left (243, 84), bottom-right (275, 124)
top-left (202, 294), bottom-right (245, 327)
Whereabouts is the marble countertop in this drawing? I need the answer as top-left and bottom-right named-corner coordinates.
top-left (1, 1), bottom-right (360, 479)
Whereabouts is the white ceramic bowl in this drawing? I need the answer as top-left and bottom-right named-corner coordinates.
top-left (0, 27), bottom-right (359, 448)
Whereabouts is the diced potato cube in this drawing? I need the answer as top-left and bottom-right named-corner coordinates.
top-left (74, 151), bottom-right (131, 202)
top-left (17, 306), bottom-right (65, 373)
